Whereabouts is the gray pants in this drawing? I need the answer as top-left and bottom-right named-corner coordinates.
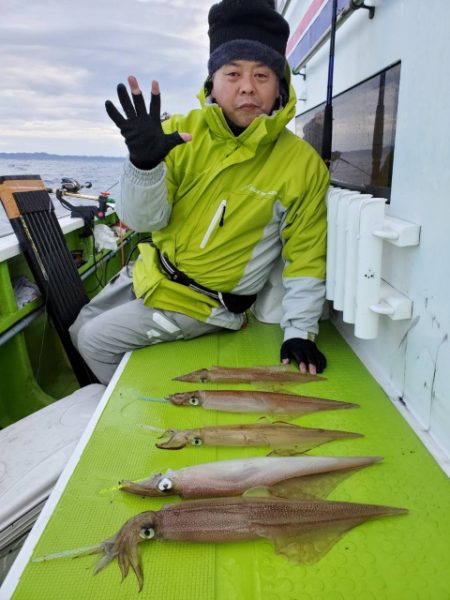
top-left (69, 265), bottom-right (221, 384)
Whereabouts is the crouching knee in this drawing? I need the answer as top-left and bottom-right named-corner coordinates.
top-left (75, 319), bottom-right (105, 363)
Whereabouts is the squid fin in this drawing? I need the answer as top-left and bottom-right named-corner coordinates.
top-left (267, 446), bottom-right (308, 456)
top-left (268, 430), bottom-right (364, 456)
top-left (257, 416), bottom-right (274, 424)
top-left (257, 416), bottom-right (299, 424)
top-left (252, 517), bottom-right (370, 564)
top-left (243, 486), bottom-right (273, 498)
top-left (269, 469), bottom-right (368, 500)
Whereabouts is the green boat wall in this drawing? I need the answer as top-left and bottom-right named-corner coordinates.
top-left (0, 211), bottom-right (135, 428)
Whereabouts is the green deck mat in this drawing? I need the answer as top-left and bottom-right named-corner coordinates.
top-left (10, 319), bottom-right (450, 599)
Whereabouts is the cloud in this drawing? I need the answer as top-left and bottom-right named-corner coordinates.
top-left (0, 0), bottom-right (215, 156)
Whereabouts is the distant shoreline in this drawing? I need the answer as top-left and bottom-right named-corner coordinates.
top-left (0, 152), bottom-right (124, 161)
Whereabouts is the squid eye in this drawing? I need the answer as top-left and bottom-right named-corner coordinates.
top-left (158, 477), bottom-right (173, 492)
top-left (139, 525), bottom-right (155, 540)
top-left (189, 396), bottom-right (200, 406)
top-left (191, 436), bottom-right (203, 446)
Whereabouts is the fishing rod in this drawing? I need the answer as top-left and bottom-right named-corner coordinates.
top-left (321, 0), bottom-right (338, 168)
top-left (49, 177), bottom-right (124, 291)
top-left (47, 177), bottom-right (116, 221)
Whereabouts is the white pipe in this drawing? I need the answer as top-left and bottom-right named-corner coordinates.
top-left (325, 187), bottom-right (340, 301)
top-left (354, 197), bottom-right (386, 339)
top-left (343, 194), bottom-right (372, 324)
top-left (333, 191), bottom-right (355, 310)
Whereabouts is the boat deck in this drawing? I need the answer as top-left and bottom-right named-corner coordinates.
top-left (2, 318), bottom-right (450, 599)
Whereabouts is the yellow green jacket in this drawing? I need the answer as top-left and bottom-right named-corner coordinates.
top-left (117, 79), bottom-right (329, 340)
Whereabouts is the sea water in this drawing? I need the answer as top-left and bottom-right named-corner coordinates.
top-left (0, 156), bottom-right (126, 238)
top-left (0, 155), bottom-right (125, 195)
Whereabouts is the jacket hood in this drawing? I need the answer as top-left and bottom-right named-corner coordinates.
top-left (197, 64), bottom-right (296, 143)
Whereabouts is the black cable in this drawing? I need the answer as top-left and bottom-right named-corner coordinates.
top-left (125, 235), bottom-right (153, 265)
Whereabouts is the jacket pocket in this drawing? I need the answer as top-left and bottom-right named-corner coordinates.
top-left (200, 199), bottom-right (227, 248)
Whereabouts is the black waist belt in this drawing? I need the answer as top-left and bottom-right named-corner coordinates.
top-left (157, 250), bottom-right (256, 314)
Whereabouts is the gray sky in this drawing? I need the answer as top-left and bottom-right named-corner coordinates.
top-left (1, 0), bottom-right (216, 157)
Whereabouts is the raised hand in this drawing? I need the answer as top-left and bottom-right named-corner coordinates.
top-left (105, 76), bottom-right (192, 170)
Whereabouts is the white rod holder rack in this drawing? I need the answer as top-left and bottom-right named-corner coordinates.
top-left (373, 215), bottom-right (421, 247)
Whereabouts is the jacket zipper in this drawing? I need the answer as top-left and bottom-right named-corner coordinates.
top-left (200, 199), bottom-right (227, 249)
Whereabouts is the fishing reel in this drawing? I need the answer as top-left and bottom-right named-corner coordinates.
top-left (54, 177), bottom-right (113, 219)
top-left (53, 176), bottom-right (115, 236)
top-left (59, 177), bottom-right (92, 194)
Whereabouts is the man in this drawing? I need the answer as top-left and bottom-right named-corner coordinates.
top-left (69, 0), bottom-right (329, 385)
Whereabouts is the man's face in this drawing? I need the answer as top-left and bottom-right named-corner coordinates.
top-left (211, 60), bottom-right (280, 128)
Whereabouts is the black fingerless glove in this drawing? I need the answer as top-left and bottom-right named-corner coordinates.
top-left (280, 338), bottom-right (327, 373)
top-left (105, 84), bottom-right (185, 170)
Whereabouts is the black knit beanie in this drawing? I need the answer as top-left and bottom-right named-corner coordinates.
top-left (207, 0), bottom-right (290, 79)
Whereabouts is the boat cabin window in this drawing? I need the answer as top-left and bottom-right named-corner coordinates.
top-left (296, 62), bottom-right (401, 200)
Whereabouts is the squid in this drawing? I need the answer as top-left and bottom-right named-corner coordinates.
top-left (49, 496), bottom-right (406, 591)
top-left (120, 455), bottom-right (382, 499)
top-left (174, 365), bottom-right (326, 384)
top-left (166, 389), bottom-right (358, 416)
top-left (154, 422), bottom-right (363, 453)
